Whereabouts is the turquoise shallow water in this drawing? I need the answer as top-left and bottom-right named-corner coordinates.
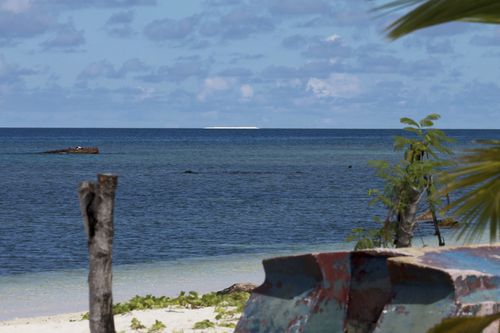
top-left (0, 243), bottom-right (353, 320)
top-left (0, 128), bottom-right (498, 319)
top-left (0, 234), bottom-right (483, 320)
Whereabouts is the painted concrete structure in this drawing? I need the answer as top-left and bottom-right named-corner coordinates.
top-left (235, 244), bottom-right (499, 333)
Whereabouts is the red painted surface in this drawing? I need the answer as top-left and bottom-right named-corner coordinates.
top-left (316, 253), bottom-right (351, 305)
top-left (236, 245), bottom-right (500, 333)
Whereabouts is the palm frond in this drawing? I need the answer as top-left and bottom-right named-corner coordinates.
top-left (427, 312), bottom-right (500, 333)
top-left (441, 140), bottom-right (500, 242)
top-left (419, 118), bottom-right (434, 127)
top-left (400, 117), bottom-right (420, 127)
top-left (425, 113), bottom-right (441, 121)
top-left (381, 0), bottom-right (500, 39)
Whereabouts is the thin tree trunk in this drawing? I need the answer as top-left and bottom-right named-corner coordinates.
top-left (79, 174), bottom-right (118, 333)
top-left (426, 176), bottom-right (445, 246)
top-left (430, 207), bottom-right (445, 246)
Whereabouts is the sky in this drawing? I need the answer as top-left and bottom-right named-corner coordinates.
top-left (0, 0), bottom-right (499, 128)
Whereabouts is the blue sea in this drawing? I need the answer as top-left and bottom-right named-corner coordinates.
top-left (0, 128), bottom-right (498, 319)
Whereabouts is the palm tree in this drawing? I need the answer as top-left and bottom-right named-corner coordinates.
top-left (381, 0), bottom-right (500, 242)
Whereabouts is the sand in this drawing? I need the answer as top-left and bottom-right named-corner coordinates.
top-left (0, 307), bottom-right (237, 333)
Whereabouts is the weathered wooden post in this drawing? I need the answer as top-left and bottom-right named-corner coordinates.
top-left (79, 174), bottom-right (118, 333)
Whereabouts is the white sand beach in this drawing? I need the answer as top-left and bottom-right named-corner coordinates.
top-left (0, 307), bottom-right (237, 333)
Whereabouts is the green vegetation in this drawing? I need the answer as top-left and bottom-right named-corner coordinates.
top-left (381, 0), bottom-right (500, 244)
top-left (441, 140), bottom-right (500, 242)
top-left (81, 290), bottom-right (250, 329)
top-left (218, 322), bottom-right (237, 329)
top-left (215, 305), bottom-right (241, 320)
top-left (350, 114), bottom-right (453, 249)
top-left (193, 319), bottom-right (216, 329)
top-left (346, 225), bottom-right (392, 250)
top-left (374, 2), bottom-right (500, 331)
top-left (428, 312), bottom-right (500, 333)
top-left (130, 317), bottom-right (146, 330)
top-left (81, 290), bottom-right (249, 318)
top-left (148, 320), bottom-right (166, 333)
top-left (214, 304), bottom-right (244, 329)
top-left (380, 1), bottom-right (500, 40)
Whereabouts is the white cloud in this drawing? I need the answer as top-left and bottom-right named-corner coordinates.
top-left (276, 78), bottom-right (301, 88)
top-left (325, 34), bottom-right (340, 43)
top-left (197, 77), bottom-right (231, 101)
top-left (0, 0), bottom-right (31, 13)
top-left (306, 73), bottom-right (361, 98)
top-left (240, 84), bottom-right (253, 100)
top-left (137, 86), bottom-right (156, 101)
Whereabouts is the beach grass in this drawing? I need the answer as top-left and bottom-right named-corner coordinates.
top-left (78, 290), bottom-right (250, 332)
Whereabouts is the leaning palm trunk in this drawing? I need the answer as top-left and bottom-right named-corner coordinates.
top-left (395, 188), bottom-right (421, 247)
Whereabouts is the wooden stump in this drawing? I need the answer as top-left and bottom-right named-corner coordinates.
top-left (79, 174), bottom-right (118, 333)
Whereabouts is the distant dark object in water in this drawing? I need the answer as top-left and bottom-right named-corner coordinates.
top-left (226, 171), bottom-right (274, 175)
top-left (183, 170), bottom-right (198, 174)
top-left (43, 146), bottom-right (99, 154)
top-left (348, 165), bottom-right (352, 168)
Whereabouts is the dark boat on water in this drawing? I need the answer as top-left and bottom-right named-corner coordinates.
top-left (43, 146), bottom-right (99, 154)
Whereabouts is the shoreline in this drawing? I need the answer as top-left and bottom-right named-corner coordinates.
top-left (0, 307), bottom-right (236, 333)
top-left (0, 255), bottom-right (264, 321)
top-left (0, 233), bottom-right (478, 321)
top-left (0, 243), bottom-right (356, 321)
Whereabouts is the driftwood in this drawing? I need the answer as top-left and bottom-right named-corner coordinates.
top-left (216, 283), bottom-right (257, 295)
top-left (79, 174), bottom-right (118, 333)
top-left (44, 146), bottom-right (99, 154)
top-left (417, 209), bottom-right (459, 227)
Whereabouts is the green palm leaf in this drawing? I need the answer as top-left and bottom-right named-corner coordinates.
top-left (400, 117), bottom-right (420, 127)
top-left (441, 140), bottom-right (500, 242)
top-left (381, 0), bottom-right (500, 39)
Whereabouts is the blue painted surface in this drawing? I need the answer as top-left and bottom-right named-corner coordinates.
top-left (236, 252), bottom-right (399, 333)
top-left (374, 264), bottom-right (457, 333)
top-left (376, 246), bottom-right (500, 332)
top-left (236, 253), bottom-right (353, 332)
top-left (237, 245), bottom-right (500, 333)
top-left (460, 277), bottom-right (500, 304)
top-left (420, 248), bottom-right (500, 274)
